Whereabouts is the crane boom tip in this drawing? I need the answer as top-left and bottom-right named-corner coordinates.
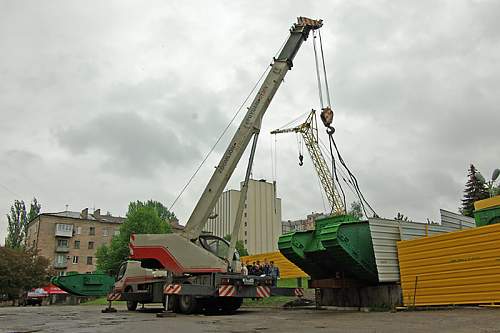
top-left (297, 17), bottom-right (323, 29)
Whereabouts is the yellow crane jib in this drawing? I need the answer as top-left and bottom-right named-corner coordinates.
top-left (271, 110), bottom-right (345, 215)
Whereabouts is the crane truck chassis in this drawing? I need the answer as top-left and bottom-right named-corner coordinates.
top-left (109, 236), bottom-right (304, 314)
top-left (109, 17), bottom-right (323, 315)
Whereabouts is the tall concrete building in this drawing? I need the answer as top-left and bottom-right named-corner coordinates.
top-left (26, 208), bottom-right (124, 275)
top-left (204, 179), bottom-right (282, 255)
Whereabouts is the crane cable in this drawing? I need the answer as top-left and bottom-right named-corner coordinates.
top-left (313, 24), bottom-right (378, 218)
top-left (318, 138), bottom-right (359, 196)
top-left (318, 29), bottom-right (332, 107)
top-left (312, 30), bottom-right (325, 109)
top-left (328, 133), bottom-right (378, 217)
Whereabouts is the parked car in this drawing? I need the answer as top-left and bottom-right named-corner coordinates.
top-left (19, 288), bottom-right (48, 306)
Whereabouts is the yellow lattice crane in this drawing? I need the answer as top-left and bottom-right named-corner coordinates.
top-left (271, 109), bottom-right (345, 215)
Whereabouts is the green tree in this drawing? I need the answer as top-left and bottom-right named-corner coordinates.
top-left (223, 235), bottom-right (249, 257)
top-left (128, 200), bottom-right (176, 222)
top-left (6, 198), bottom-right (41, 249)
top-left (96, 201), bottom-right (173, 275)
top-left (461, 164), bottom-right (489, 217)
top-left (348, 201), bottom-right (364, 219)
top-left (28, 198), bottom-right (41, 223)
top-left (0, 246), bottom-right (52, 303)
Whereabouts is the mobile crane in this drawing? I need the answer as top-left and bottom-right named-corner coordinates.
top-left (123, 17), bottom-right (323, 314)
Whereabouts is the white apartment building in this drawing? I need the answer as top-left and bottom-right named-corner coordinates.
top-left (204, 179), bottom-right (282, 255)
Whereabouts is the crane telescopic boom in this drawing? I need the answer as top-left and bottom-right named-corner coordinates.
top-left (182, 17), bottom-right (323, 240)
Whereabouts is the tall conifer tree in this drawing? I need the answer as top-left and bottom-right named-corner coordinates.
top-left (461, 164), bottom-right (489, 217)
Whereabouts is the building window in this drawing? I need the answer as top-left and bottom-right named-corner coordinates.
top-left (72, 256), bottom-right (79, 264)
top-left (244, 240), bottom-right (247, 244)
top-left (244, 231), bottom-right (247, 236)
top-left (57, 271), bottom-right (66, 277)
top-left (244, 222), bottom-right (247, 227)
top-left (75, 226), bottom-right (82, 235)
top-left (103, 228), bottom-right (108, 237)
top-left (89, 227), bottom-right (95, 236)
top-left (74, 240), bottom-right (80, 249)
top-left (114, 230), bottom-right (120, 236)
top-left (87, 256), bottom-right (93, 265)
top-left (55, 254), bottom-right (66, 264)
top-left (88, 241), bottom-right (94, 250)
top-left (57, 239), bottom-right (68, 248)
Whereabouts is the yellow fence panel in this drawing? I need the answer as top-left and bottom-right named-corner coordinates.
top-left (241, 251), bottom-right (308, 279)
top-left (474, 195), bottom-right (500, 211)
top-left (397, 223), bottom-right (500, 306)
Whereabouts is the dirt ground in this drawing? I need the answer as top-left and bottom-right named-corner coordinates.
top-left (1, 304), bottom-right (500, 333)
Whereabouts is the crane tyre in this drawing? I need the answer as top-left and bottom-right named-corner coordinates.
top-left (167, 295), bottom-right (180, 313)
top-left (220, 297), bottom-right (242, 314)
top-left (179, 295), bottom-right (198, 314)
top-left (126, 300), bottom-right (138, 311)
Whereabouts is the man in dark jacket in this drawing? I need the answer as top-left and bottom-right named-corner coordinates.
top-left (270, 261), bottom-right (280, 286)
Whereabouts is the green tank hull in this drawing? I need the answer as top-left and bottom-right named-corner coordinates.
top-left (51, 273), bottom-right (115, 296)
top-left (278, 215), bottom-right (378, 283)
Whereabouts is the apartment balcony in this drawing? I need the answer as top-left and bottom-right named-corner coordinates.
top-left (53, 262), bottom-right (68, 269)
top-left (55, 246), bottom-right (69, 253)
top-left (55, 223), bottom-right (73, 237)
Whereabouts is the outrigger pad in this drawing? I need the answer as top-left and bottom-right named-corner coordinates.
top-left (101, 307), bottom-right (117, 313)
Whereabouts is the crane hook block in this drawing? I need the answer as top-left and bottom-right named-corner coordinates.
top-left (320, 107), bottom-right (334, 128)
top-left (298, 153), bottom-right (304, 166)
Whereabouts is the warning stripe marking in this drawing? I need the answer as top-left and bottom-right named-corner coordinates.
top-left (164, 284), bottom-right (182, 295)
top-left (218, 285), bottom-right (237, 297)
top-left (294, 288), bottom-right (304, 297)
top-left (107, 293), bottom-right (122, 301)
top-left (256, 286), bottom-right (271, 298)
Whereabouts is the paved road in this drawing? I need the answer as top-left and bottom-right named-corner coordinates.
top-left (1, 304), bottom-right (500, 333)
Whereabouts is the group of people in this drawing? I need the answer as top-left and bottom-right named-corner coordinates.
top-left (241, 259), bottom-right (280, 286)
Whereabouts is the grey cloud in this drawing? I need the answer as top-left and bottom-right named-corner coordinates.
top-left (1, 1), bottom-right (499, 245)
top-left (56, 112), bottom-right (200, 177)
top-left (105, 75), bottom-right (232, 146)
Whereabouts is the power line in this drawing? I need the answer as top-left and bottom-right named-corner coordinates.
top-left (0, 182), bottom-right (22, 198)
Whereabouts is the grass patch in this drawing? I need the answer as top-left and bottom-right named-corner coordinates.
top-left (243, 296), bottom-right (295, 308)
top-left (81, 297), bottom-right (126, 306)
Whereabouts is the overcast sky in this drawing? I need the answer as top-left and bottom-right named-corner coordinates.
top-left (1, 0), bottom-right (498, 244)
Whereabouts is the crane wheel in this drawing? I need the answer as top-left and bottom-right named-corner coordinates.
top-left (179, 295), bottom-right (199, 314)
top-left (126, 300), bottom-right (138, 311)
top-left (125, 286), bottom-right (138, 311)
top-left (167, 295), bottom-right (180, 313)
top-left (220, 297), bottom-right (243, 314)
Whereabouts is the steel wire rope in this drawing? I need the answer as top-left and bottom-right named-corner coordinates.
top-left (270, 135), bottom-right (275, 181)
top-left (328, 132), bottom-right (378, 217)
top-left (312, 30), bottom-right (324, 109)
top-left (318, 29), bottom-right (332, 107)
top-left (169, 35), bottom-right (290, 211)
top-left (274, 134), bottom-right (278, 182)
top-left (318, 138), bottom-right (358, 197)
top-left (276, 110), bottom-right (311, 131)
top-left (314, 26), bottom-right (377, 218)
